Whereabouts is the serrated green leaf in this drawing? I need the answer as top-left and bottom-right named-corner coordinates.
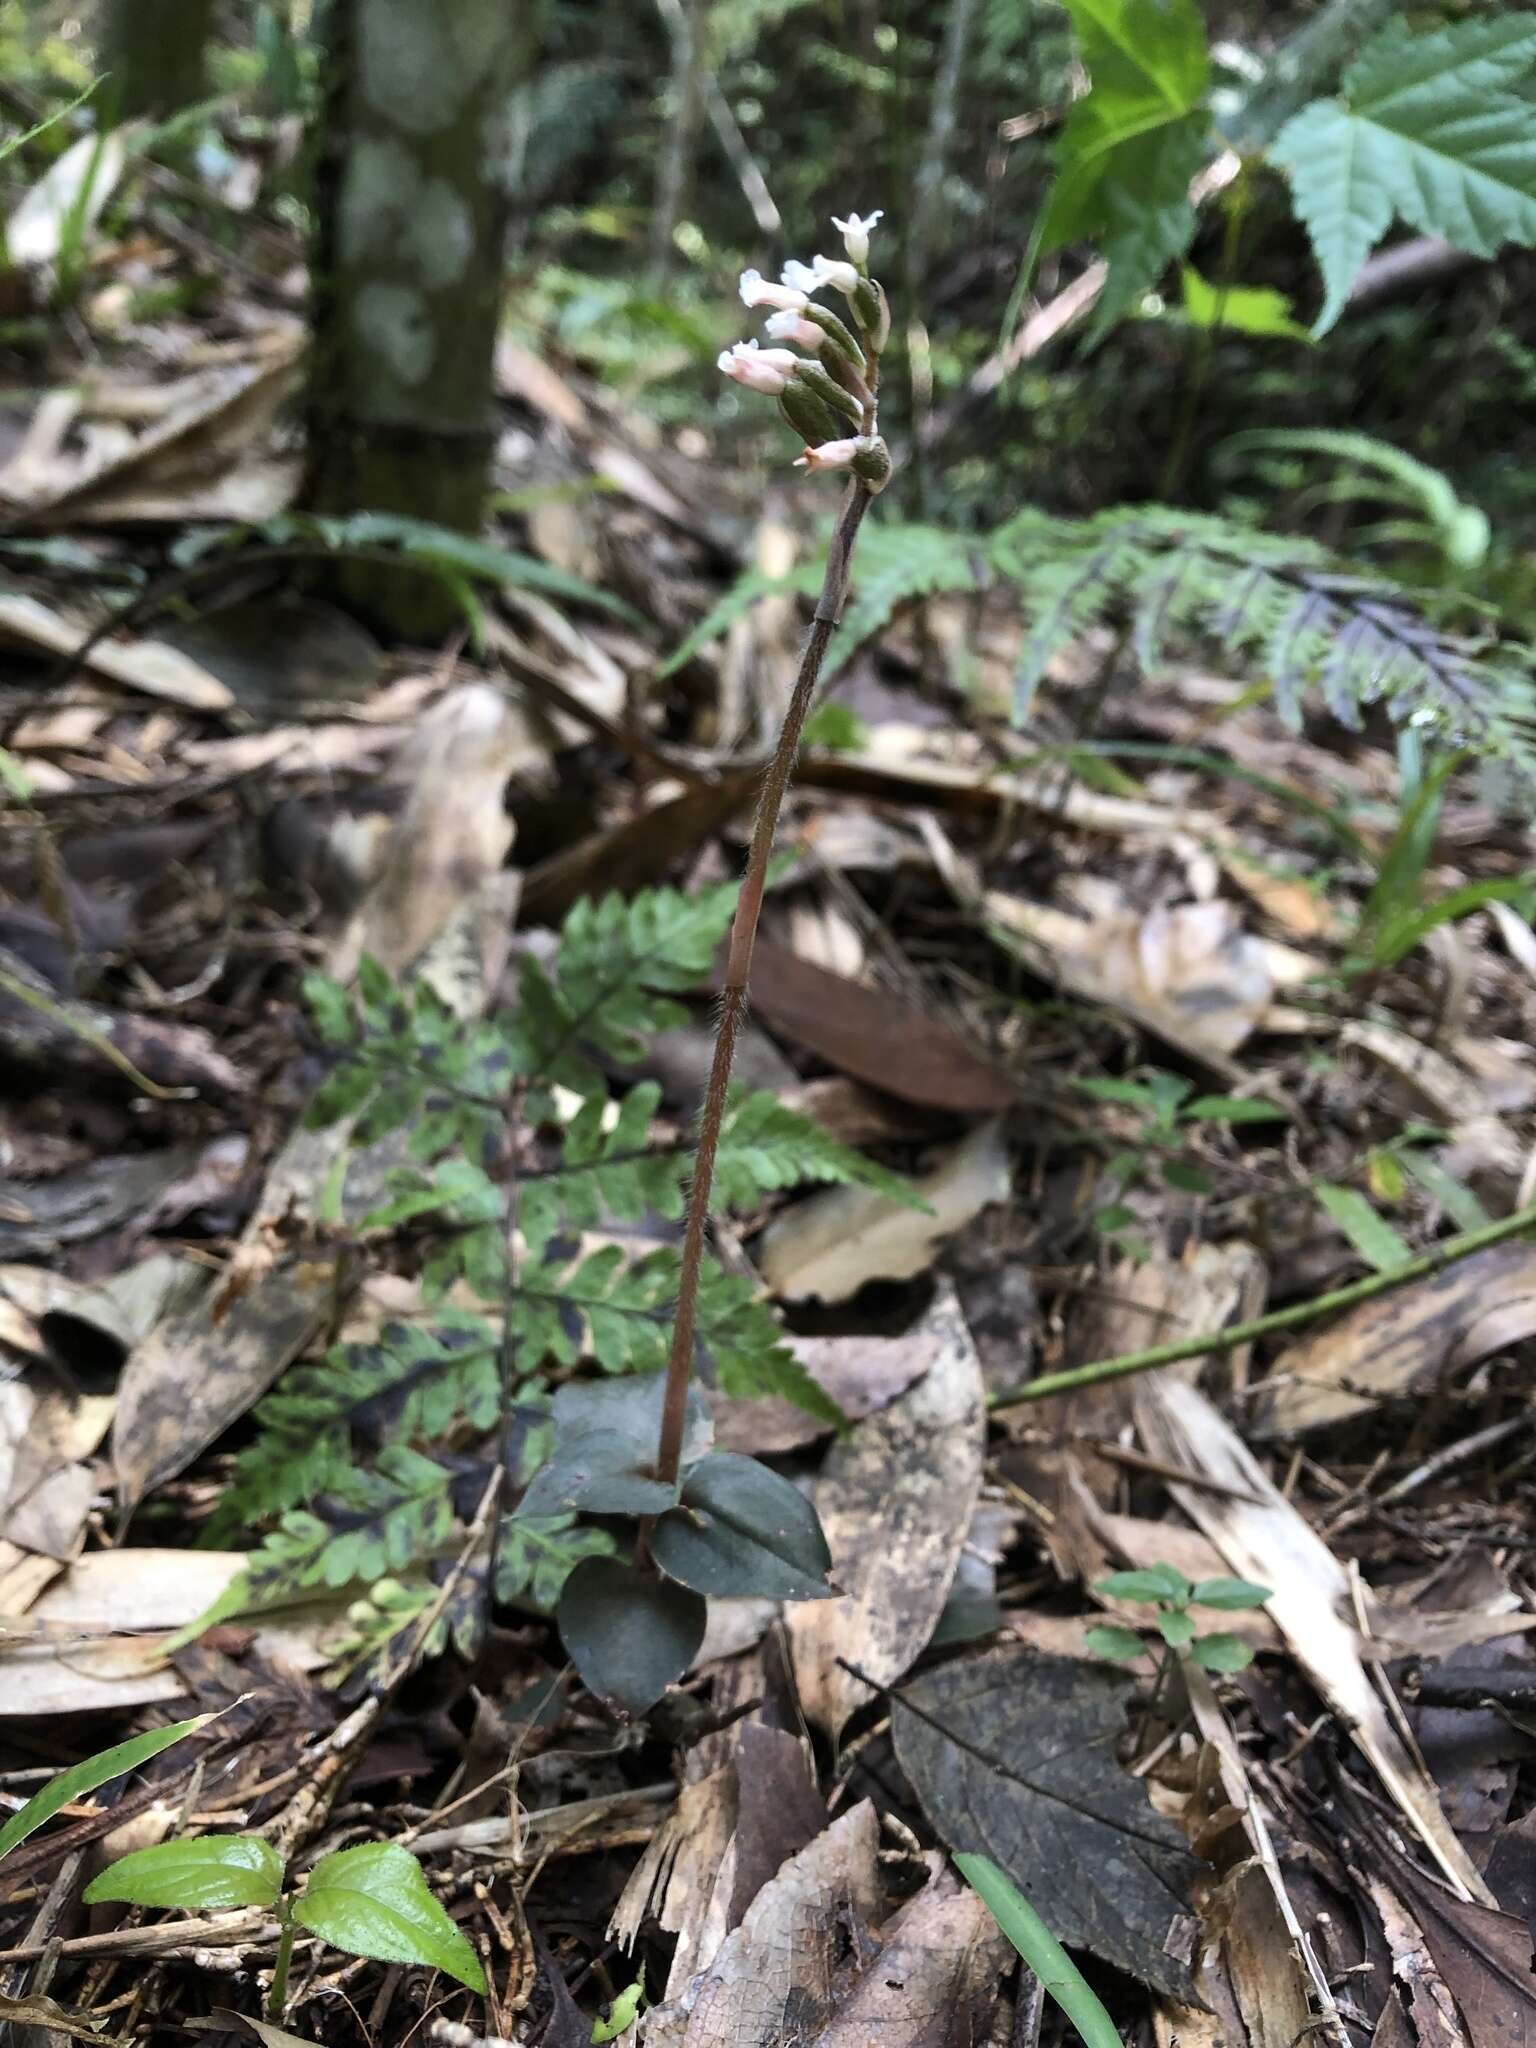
top-left (1187, 1632), bottom-right (1254, 1673)
top-left (296, 1842), bottom-right (486, 1992)
top-left (1272, 15), bottom-right (1536, 333)
top-left (0, 1715), bottom-right (214, 1864)
top-left (83, 1834), bottom-right (284, 1912)
top-left (651, 1452), bottom-right (834, 1601)
top-left (1314, 1183), bottom-right (1411, 1273)
top-left (1190, 1577), bottom-right (1271, 1612)
top-left (713, 1090), bottom-right (924, 1212)
top-left (495, 1512), bottom-right (616, 1611)
top-left (557, 1556), bottom-right (706, 1715)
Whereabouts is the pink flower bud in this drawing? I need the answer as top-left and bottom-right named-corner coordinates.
top-left (717, 339), bottom-right (797, 394)
top-left (739, 267), bottom-right (809, 312)
top-left (765, 311), bottom-right (826, 353)
top-left (793, 437), bottom-right (867, 471)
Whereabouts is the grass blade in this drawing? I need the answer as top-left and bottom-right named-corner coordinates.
top-left (956, 1851), bottom-right (1122, 2048)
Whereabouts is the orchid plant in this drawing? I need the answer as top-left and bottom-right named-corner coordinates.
top-left (650, 212), bottom-right (895, 1525)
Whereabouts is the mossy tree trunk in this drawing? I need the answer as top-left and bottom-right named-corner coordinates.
top-left (102, 0), bottom-right (212, 120)
top-left (304, 0), bottom-right (520, 641)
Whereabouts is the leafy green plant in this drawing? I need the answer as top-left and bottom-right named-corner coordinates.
top-left (1032, 5), bottom-right (1536, 341)
top-left (1086, 1562), bottom-right (1270, 1675)
top-left (1345, 751), bottom-right (1536, 974)
top-left (1075, 1069), bottom-right (1286, 1248)
top-left (666, 503), bottom-right (1536, 767)
top-left (198, 882), bottom-right (917, 1713)
top-left (84, 1833), bottom-right (485, 2015)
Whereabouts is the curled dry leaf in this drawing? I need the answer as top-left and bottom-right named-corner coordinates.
top-left (1257, 1241), bottom-right (1536, 1436)
top-left (640, 1801), bottom-right (881, 2048)
top-left (786, 1280), bottom-right (985, 1739)
top-left (985, 892), bottom-right (1282, 1061)
top-left (758, 1118), bottom-right (1010, 1303)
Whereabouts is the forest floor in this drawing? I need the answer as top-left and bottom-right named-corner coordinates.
top-left (1, 142), bottom-right (1535, 2048)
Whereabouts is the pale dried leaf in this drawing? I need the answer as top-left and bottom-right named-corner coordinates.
top-left (1134, 1375), bottom-right (1493, 1904)
top-left (758, 1120), bottom-right (1009, 1303)
top-left (1258, 1242), bottom-right (1536, 1436)
top-left (787, 1281), bottom-right (985, 1738)
top-left (809, 1862), bottom-right (1010, 2047)
top-left (0, 593), bottom-right (233, 711)
top-left (6, 126), bottom-right (130, 268)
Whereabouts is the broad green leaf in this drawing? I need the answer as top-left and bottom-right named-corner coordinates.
top-left (1271, 16), bottom-right (1536, 333)
top-left (1161, 1160), bottom-right (1212, 1195)
top-left (1157, 1610), bottom-right (1196, 1648)
top-left (650, 1453), bottom-right (834, 1602)
top-left (297, 1842), bottom-right (486, 1993)
top-left (1187, 1632), bottom-right (1255, 1673)
top-left (957, 1852), bottom-right (1123, 2048)
top-left (1190, 1577), bottom-right (1271, 1612)
top-left (1094, 1564), bottom-right (1190, 1606)
top-left (83, 1834), bottom-right (284, 1912)
top-left (1177, 268), bottom-right (1310, 341)
top-left (557, 1556), bottom-right (706, 1716)
top-left (1314, 1183), bottom-right (1411, 1273)
top-left (0, 1714), bottom-right (214, 1864)
top-left (1082, 115), bottom-right (1209, 336)
top-left (1084, 1623), bottom-right (1147, 1663)
top-left (1075, 1077), bottom-right (1160, 1111)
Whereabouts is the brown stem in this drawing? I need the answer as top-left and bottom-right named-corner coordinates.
top-left (655, 479), bottom-right (873, 1486)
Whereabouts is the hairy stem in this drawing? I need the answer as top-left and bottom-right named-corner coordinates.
top-left (655, 481), bottom-right (873, 1486)
top-left (987, 1198), bottom-right (1536, 1413)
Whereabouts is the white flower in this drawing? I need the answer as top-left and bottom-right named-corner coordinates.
top-left (779, 259), bottom-right (822, 295)
top-left (765, 310), bottom-right (826, 353)
top-left (811, 253), bottom-right (860, 296)
top-left (793, 436), bottom-right (871, 471)
top-left (717, 338), bottom-right (798, 394)
top-left (831, 209), bottom-right (883, 263)
top-left (739, 267), bottom-right (808, 312)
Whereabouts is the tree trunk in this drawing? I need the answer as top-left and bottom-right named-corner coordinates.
top-left (304, 0), bottom-right (519, 641)
top-left (101, 0), bottom-right (212, 120)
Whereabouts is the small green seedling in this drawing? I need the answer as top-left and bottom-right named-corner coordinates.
top-left (1076, 1071), bottom-right (1286, 1247)
top-left (1086, 1562), bottom-right (1270, 1675)
top-left (84, 1834), bottom-right (485, 2017)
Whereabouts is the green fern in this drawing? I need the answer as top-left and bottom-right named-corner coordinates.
top-left (201, 880), bottom-right (890, 1630)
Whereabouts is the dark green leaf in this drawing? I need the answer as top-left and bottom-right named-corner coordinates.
top-left (650, 1453), bottom-right (834, 1602)
top-left (83, 1834), bottom-right (284, 1912)
top-left (557, 1556), bottom-right (706, 1715)
top-left (0, 1715), bottom-right (214, 1864)
top-left (296, 1842), bottom-right (486, 1992)
top-left (1160, 1160), bottom-right (1212, 1195)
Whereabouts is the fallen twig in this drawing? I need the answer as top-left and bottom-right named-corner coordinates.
top-left (988, 1200), bottom-right (1536, 1413)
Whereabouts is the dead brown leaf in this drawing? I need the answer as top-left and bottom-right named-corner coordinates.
top-left (746, 938), bottom-right (1014, 1113)
top-left (1257, 1241), bottom-right (1536, 1436)
top-left (809, 1860), bottom-right (1009, 2048)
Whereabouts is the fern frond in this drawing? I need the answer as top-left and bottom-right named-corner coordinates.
top-left (236, 1447), bottom-right (458, 1608)
top-left (519, 883), bottom-right (741, 1084)
top-left (995, 506), bottom-right (1536, 762)
top-left (821, 523), bottom-right (980, 680)
top-left (713, 1089), bottom-right (921, 1209)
